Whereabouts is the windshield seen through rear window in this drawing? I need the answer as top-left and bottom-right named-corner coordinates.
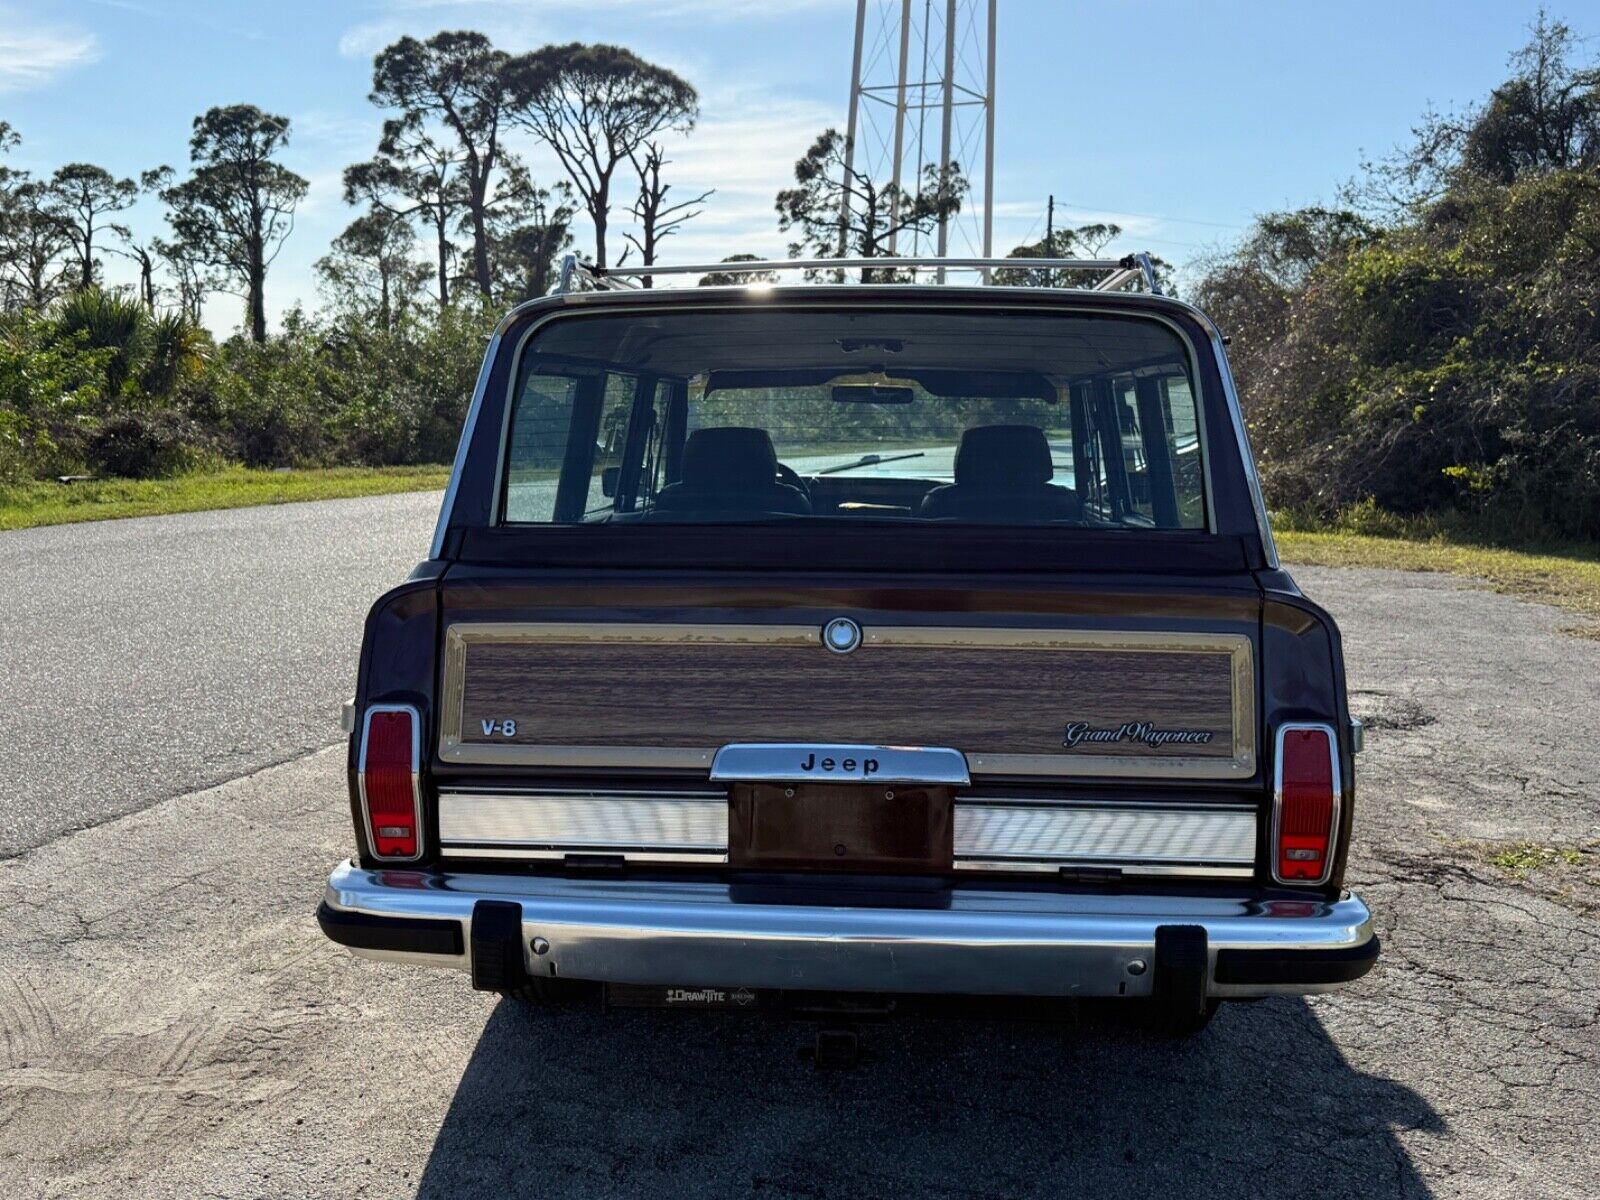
top-left (500, 308), bottom-right (1206, 530)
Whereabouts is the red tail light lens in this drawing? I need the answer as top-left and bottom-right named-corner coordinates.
top-left (360, 705), bottom-right (421, 861)
top-left (1273, 724), bottom-right (1339, 885)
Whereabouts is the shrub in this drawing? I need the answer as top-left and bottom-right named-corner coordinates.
top-left (86, 410), bottom-right (213, 479)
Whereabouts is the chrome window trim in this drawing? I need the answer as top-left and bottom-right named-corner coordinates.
top-left (357, 703), bottom-right (425, 864)
top-left (429, 325), bottom-right (508, 559)
top-left (1206, 326), bottom-right (1279, 567)
top-left (1270, 722), bottom-right (1342, 887)
top-left (491, 297), bottom-right (1220, 535)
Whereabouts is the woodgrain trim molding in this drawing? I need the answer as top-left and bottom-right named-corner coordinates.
top-left (439, 622), bottom-right (1256, 779)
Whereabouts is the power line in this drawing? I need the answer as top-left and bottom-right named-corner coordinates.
top-left (1047, 199), bottom-right (1249, 233)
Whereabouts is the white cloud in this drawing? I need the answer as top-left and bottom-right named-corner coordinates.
top-left (0, 11), bottom-right (100, 93)
top-left (340, 0), bottom-right (848, 58)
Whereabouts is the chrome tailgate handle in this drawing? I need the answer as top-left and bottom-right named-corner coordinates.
top-left (709, 744), bottom-right (971, 786)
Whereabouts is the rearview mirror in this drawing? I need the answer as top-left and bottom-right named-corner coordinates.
top-left (831, 385), bottom-right (914, 405)
top-left (600, 466), bottom-right (621, 498)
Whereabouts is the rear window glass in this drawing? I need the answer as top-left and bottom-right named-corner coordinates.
top-left (501, 309), bottom-right (1205, 530)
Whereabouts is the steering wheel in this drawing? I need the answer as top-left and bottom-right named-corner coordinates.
top-left (775, 462), bottom-right (810, 496)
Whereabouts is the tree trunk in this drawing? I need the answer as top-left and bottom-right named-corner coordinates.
top-left (470, 197), bottom-right (493, 299)
top-left (435, 210), bottom-right (451, 308)
top-left (592, 175), bottom-right (611, 270)
top-left (80, 225), bottom-right (94, 291)
top-left (248, 237), bottom-right (267, 343)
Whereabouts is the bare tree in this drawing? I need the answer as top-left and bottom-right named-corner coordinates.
top-left (110, 167), bottom-right (174, 310)
top-left (623, 142), bottom-right (711, 284)
top-left (503, 43), bottom-right (698, 270)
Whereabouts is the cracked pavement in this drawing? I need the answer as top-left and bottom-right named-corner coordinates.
top-left (0, 540), bottom-right (1597, 1196)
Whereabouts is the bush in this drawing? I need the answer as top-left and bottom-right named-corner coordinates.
top-left (86, 410), bottom-right (213, 479)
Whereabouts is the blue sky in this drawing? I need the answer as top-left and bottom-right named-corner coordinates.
top-left (0, 0), bottom-right (1572, 333)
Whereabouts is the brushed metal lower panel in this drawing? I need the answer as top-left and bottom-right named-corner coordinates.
top-left (436, 790), bottom-right (1259, 875)
top-left (439, 790), bottom-right (727, 862)
top-left (955, 802), bottom-right (1256, 866)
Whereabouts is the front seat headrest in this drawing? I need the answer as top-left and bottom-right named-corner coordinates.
top-left (954, 424), bottom-right (1055, 488)
top-left (680, 427), bottom-right (779, 492)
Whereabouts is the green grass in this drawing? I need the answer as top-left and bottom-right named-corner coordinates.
top-left (1485, 842), bottom-right (1585, 878)
top-left (1276, 527), bottom-right (1600, 633)
top-left (0, 465), bottom-right (451, 532)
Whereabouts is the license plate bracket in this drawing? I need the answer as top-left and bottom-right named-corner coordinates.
top-left (728, 782), bottom-right (954, 872)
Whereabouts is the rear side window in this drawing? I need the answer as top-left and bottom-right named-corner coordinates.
top-left (501, 308), bottom-right (1206, 530)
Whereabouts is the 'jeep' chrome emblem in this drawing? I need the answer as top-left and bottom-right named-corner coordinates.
top-left (823, 617), bottom-right (861, 654)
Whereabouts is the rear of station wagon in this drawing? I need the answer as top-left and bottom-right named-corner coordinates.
top-left (320, 258), bottom-right (1377, 1041)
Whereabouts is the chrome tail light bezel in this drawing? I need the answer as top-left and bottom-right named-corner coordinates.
top-left (357, 702), bottom-right (425, 863)
top-left (1270, 721), bottom-right (1342, 887)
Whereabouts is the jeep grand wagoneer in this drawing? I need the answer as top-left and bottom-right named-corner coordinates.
top-left (318, 254), bottom-right (1377, 1040)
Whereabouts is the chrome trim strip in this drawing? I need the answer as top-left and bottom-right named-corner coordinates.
top-left (953, 861), bottom-right (1256, 878)
top-left (323, 861), bottom-right (1376, 997)
top-left (1210, 327), bottom-right (1279, 567)
top-left (709, 744), bottom-right (971, 786)
top-left (429, 326), bottom-right (507, 559)
top-left (356, 703), bottom-right (424, 864)
top-left (444, 847), bottom-right (729, 864)
top-left (1270, 722), bottom-right (1342, 887)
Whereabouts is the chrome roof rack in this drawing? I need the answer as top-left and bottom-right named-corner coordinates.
top-left (552, 253), bottom-right (1161, 296)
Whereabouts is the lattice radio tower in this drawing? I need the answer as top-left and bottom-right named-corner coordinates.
top-left (840, 0), bottom-right (997, 271)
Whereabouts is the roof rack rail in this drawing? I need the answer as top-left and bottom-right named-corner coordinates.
top-left (551, 253), bottom-right (1161, 297)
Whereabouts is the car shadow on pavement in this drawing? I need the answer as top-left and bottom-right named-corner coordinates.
top-left (417, 995), bottom-right (1441, 1199)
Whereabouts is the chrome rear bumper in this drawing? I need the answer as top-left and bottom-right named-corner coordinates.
top-left (320, 860), bottom-right (1377, 999)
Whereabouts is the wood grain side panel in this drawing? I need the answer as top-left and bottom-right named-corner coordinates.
top-left (441, 624), bottom-right (1255, 778)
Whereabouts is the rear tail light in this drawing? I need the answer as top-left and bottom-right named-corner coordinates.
top-left (359, 704), bottom-right (422, 861)
top-left (1272, 723), bottom-right (1340, 885)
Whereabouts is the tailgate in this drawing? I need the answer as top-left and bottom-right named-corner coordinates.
top-left (439, 620), bottom-right (1254, 781)
top-left (430, 573), bottom-right (1264, 877)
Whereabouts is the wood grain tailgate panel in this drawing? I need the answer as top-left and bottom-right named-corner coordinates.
top-left (441, 623), bottom-right (1255, 779)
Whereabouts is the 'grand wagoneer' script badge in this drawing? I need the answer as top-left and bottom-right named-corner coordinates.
top-left (1063, 721), bottom-right (1216, 750)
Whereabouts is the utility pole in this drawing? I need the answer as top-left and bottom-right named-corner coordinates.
top-left (1046, 193), bottom-right (1055, 288)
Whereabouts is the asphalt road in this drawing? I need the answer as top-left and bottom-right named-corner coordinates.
top-left (0, 492), bottom-right (441, 857)
top-left (0, 503), bottom-right (1597, 1197)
